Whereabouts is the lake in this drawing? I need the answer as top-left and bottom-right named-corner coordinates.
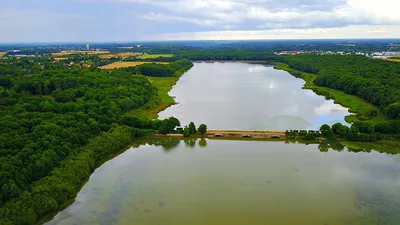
top-left (159, 62), bottom-right (350, 130)
top-left (47, 139), bottom-right (400, 225)
top-left (46, 62), bottom-right (400, 225)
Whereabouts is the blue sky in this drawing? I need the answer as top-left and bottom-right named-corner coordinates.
top-left (0, 0), bottom-right (399, 42)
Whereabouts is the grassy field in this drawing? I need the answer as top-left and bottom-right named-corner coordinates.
top-left (274, 62), bottom-right (387, 124)
top-left (126, 65), bottom-right (193, 119)
top-left (100, 61), bottom-right (168, 70)
top-left (52, 50), bottom-right (109, 57)
top-left (99, 52), bottom-right (141, 59)
top-left (137, 53), bottom-right (174, 59)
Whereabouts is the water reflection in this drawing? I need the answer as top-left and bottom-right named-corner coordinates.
top-left (159, 62), bottom-right (351, 130)
top-left (184, 139), bottom-right (197, 148)
top-left (198, 138), bottom-right (207, 147)
top-left (47, 139), bottom-right (400, 225)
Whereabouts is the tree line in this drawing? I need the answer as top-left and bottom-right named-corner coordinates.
top-left (116, 59), bottom-right (193, 77)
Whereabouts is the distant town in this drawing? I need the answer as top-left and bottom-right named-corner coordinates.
top-left (275, 50), bottom-right (400, 59)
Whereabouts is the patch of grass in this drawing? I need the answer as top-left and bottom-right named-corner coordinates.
top-left (274, 62), bottom-right (387, 124)
top-left (126, 65), bottom-right (193, 119)
top-left (148, 76), bottom-right (179, 105)
top-left (100, 61), bottom-right (168, 70)
top-left (137, 54), bottom-right (174, 59)
top-left (99, 52), bottom-right (141, 59)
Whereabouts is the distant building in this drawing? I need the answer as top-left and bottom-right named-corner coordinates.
top-left (137, 44), bottom-right (141, 48)
top-left (86, 44), bottom-right (90, 51)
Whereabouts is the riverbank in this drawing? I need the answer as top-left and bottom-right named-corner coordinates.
top-left (190, 60), bottom-right (269, 63)
top-left (274, 62), bottom-right (387, 124)
top-left (126, 64), bottom-right (193, 119)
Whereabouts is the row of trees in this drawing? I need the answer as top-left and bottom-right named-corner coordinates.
top-left (121, 115), bottom-right (208, 137)
top-left (286, 120), bottom-right (400, 142)
top-left (117, 59), bottom-right (193, 77)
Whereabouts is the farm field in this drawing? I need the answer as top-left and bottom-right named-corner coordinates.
top-left (137, 53), bottom-right (173, 59)
top-left (383, 58), bottom-right (400, 63)
top-left (100, 61), bottom-right (168, 69)
top-left (100, 52), bottom-right (142, 59)
top-left (53, 57), bottom-right (69, 61)
top-left (52, 50), bottom-right (110, 56)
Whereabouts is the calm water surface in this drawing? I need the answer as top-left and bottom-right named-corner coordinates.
top-left (47, 62), bottom-right (400, 225)
top-left (159, 62), bottom-right (350, 130)
top-left (47, 139), bottom-right (400, 225)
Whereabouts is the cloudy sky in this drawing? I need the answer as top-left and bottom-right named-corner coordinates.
top-left (0, 0), bottom-right (399, 42)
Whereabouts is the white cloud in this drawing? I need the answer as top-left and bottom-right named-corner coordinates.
top-left (136, 0), bottom-right (400, 30)
top-left (1, 0), bottom-right (400, 41)
top-left (155, 25), bottom-right (400, 40)
top-left (139, 13), bottom-right (219, 26)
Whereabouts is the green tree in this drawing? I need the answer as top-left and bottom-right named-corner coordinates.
top-left (198, 124), bottom-right (207, 135)
top-left (168, 117), bottom-right (181, 128)
top-left (319, 124), bottom-right (333, 138)
top-left (332, 122), bottom-right (344, 134)
top-left (183, 126), bottom-right (190, 137)
top-left (188, 122), bottom-right (196, 135)
top-left (158, 120), bottom-right (172, 134)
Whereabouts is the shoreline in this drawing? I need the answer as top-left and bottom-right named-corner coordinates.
top-left (273, 62), bottom-right (387, 124)
top-left (190, 60), bottom-right (271, 64)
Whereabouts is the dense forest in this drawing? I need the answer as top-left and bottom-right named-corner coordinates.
top-left (0, 58), bottom-right (192, 224)
top-left (282, 55), bottom-right (400, 121)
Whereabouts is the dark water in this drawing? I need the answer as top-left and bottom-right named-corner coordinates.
top-left (159, 62), bottom-right (350, 130)
top-left (47, 139), bottom-right (400, 225)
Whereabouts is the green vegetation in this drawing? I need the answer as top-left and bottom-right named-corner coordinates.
top-left (198, 124), bottom-right (208, 135)
top-left (286, 122), bottom-right (400, 153)
top-left (127, 60), bottom-right (193, 119)
top-left (274, 62), bottom-right (387, 123)
top-left (0, 57), bottom-right (193, 225)
top-left (188, 122), bottom-right (196, 135)
top-left (279, 55), bottom-right (400, 123)
top-left (285, 130), bottom-right (322, 141)
top-left (320, 124), bottom-right (333, 138)
top-left (137, 54), bottom-right (174, 59)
